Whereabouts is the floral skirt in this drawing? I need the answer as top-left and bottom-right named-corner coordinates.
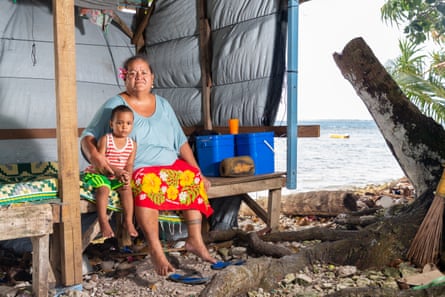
top-left (131, 159), bottom-right (214, 218)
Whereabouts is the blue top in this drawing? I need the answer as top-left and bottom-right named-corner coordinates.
top-left (81, 94), bottom-right (187, 170)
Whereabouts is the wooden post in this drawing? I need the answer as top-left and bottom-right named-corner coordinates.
top-left (31, 235), bottom-right (50, 297)
top-left (132, 5), bottom-right (155, 52)
top-left (197, 0), bottom-right (213, 130)
top-left (53, 0), bottom-right (83, 286)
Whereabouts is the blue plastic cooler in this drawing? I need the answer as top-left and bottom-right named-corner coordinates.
top-left (235, 132), bottom-right (275, 175)
top-left (195, 134), bottom-right (235, 177)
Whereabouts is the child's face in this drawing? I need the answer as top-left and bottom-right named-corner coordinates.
top-left (110, 111), bottom-right (134, 137)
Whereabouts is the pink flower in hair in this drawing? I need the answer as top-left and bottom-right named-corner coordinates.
top-left (118, 67), bottom-right (127, 80)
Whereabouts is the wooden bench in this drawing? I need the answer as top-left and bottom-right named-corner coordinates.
top-left (80, 172), bottom-right (286, 249)
top-left (207, 172), bottom-right (286, 231)
top-left (0, 204), bottom-right (53, 297)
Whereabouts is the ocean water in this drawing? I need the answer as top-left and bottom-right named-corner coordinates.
top-left (273, 120), bottom-right (405, 194)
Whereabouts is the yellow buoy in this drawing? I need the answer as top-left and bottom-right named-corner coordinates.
top-left (329, 133), bottom-right (350, 139)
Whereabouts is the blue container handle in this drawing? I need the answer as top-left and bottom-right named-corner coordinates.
top-left (263, 140), bottom-right (275, 153)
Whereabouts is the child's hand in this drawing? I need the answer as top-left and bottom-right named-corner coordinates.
top-left (119, 171), bottom-right (130, 185)
top-left (120, 171), bottom-right (131, 190)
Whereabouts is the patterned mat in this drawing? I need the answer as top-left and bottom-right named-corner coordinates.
top-left (0, 162), bottom-right (183, 231)
top-left (0, 161), bottom-right (58, 183)
top-left (0, 161), bottom-right (121, 210)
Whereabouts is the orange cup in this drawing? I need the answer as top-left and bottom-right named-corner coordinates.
top-left (229, 118), bottom-right (239, 134)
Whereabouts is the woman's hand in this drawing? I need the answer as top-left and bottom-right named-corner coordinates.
top-left (82, 135), bottom-right (114, 176)
top-left (201, 175), bottom-right (211, 191)
top-left (90, 150), bottom-right (114, 176)
top-left (178, 142), bottom-right (211, 190)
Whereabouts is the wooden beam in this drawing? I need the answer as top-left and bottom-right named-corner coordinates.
top-left (53, 0), bottom-right (82, 286)
top-left (132, 4), bottom-right (154, 52)
top-left (111, 13), bottom-right (134, 39)
top-left (197, 0), bottom-right (213, 130)
top-left (182, 125), bottom-right (320, 137)
top-left (0, 125), bottom-right (320, 140)
top-left (241, 194), bottom-right (268, 223)
top-left (0, 128), bottom-right (83, 139)
top-left (297, 125), bottom-right (320, 137)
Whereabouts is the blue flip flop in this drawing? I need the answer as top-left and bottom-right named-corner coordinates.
top-left (211, 259), bottom-right (246, 270)
top-left (167, 273), bottom-right (210, 285)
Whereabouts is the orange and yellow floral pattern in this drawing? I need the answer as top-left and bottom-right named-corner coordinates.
top-left (132, 159), bottom-right (213, 217)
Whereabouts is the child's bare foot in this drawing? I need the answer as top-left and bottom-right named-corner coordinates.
top-left (99, 220), bottom-right (115, 238)
top-left (125, 222), bottom-right (138, 237)
top-left (150, 248), bottom-right (175, 276)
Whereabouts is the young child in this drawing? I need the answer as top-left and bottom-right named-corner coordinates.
top-left (82, 105), bottom-right (138, 238)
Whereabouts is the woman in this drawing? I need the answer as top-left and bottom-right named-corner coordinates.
top-left (81, 54), bottom-right (217, 276)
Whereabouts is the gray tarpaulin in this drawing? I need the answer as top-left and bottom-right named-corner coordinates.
top-left (145, 0), bottom-right (285, 127)
top-left (0, 0), bottom-right (286, 166)
top-left (0, 0), bottom-right (133, 165)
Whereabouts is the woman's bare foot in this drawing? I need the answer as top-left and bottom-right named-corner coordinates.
top-left (185, 238), bottom-right (217, 264)
top-left (99, 220), bottom-right (114, 238)
top-left (150, 248), bottom-right (175, 276)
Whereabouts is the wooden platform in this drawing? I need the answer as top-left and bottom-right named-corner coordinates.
top-left (0, 204), bottom-right (53, 297)
top-left (207, 172), bottom-right (286, 231)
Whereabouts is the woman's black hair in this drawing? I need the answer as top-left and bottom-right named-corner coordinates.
top-left (122, 54), bottom-right (153, 73)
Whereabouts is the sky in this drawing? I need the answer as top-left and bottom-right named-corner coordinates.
top-left (276, 0), bottom-right (405, 121)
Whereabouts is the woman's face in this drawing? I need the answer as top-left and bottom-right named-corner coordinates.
top-left (125, 59), bottom-right (154, 93)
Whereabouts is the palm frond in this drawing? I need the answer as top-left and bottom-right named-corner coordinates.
top-left (387, 39), bottom-right (445, 124)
